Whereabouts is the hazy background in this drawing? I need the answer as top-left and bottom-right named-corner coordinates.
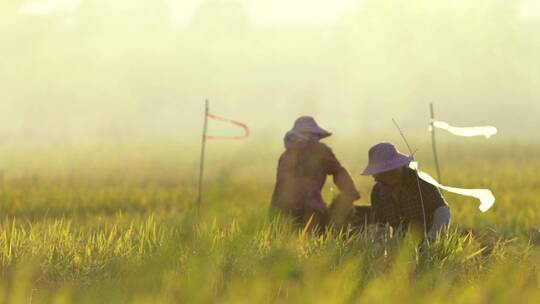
top-left (2, 0), bottom-right (540, 143)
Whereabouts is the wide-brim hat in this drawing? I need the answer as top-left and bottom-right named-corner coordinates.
top-left (290, 116), bottom-right (332, 138)
top-left (361, 142), bottom-right (413, 176)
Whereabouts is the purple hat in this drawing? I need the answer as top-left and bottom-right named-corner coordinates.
top-left (361, 142), bottom-right (413, 176)
top-left (290, 116), bottom-right (332, 138)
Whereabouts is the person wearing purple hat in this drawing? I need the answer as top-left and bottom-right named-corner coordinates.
top-left (270, 116), bottom-right (360, 230)
top-left (362, 142), bottom-right (450, 240)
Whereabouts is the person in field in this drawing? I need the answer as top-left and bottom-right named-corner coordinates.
top-left (270, 116), bottom-right (360, 229)
top-left (362, 142), bottom-right (451, 240)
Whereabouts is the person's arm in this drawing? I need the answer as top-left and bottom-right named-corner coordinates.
top-left (420, 179), bottom-right (451, 240)
top-left (324, 146), bottom-right (360, 200)
top-left (369, 186), bottom-right (380, 225)
top-left (369, 186), bottom-right (378, 226)
top-left (428, 205), bottom-right (451, 240)
top-left (367, 186), bottom-right (393, 240)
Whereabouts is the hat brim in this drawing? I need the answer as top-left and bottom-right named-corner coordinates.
top-left (290, 126), bottom-right (332, 139)
top-left (310, 126), bottom-right (332, 138)
top-left (316, 131), bottom-right (332, 139)
top-left (361, 154), bottom-right (413, 176)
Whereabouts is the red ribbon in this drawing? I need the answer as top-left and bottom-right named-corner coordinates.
top-left (206, 112), bottom-right (250, 140)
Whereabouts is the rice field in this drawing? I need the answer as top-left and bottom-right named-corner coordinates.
top-left (0, 140), bottom-right (538, 303)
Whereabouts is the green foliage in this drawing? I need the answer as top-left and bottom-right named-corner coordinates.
top-left (0, 142), bottom-right (538, 303)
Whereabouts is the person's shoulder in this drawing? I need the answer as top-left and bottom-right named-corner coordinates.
top-left (371, 183), bottom-right (381, 197)
top-left (416, 172), bottom-right (439, 192)
top-left (412, 169), bottom-right (448, 206)
top-left (315, 142), bottom-right (334, 154)
top-left (370, 183), bottom-right (382, 206)
top-left (278, 149), bottom-right (293, 163)
top-left (404, 167), bottom-right (437, 190)
top-left (403, 167), bottom-right (417, 179)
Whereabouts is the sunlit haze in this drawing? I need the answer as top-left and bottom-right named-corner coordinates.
top-left (3, 0), bottom-right (540, 143)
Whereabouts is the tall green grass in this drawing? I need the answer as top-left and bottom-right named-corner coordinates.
top-left (0, 142), bottom-right (538, 303)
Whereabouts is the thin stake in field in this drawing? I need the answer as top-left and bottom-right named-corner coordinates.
top-left (196, 100), bottom-right (250, 214)
top-left (424, 103), bottom-right (498, 212)
top-left (430, 103), bottom-right (442, 183)
top-left (197, 100), bottom-right (210, 214)
top-left (392, 118), bottom-right (428, 239)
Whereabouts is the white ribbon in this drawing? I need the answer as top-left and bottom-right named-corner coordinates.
top-left (429, 120), bottom-right (498, 139)
top-left (409, 162), bottom-right (495, 212)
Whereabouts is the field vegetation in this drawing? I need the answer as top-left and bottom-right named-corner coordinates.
top-left (0, 140), bottom-right (538, 303)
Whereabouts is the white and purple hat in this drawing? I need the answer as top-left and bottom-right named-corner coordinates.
top-left (289, 116), bottom-right (332, 138)
top-left (361, 142), bottom-right (413, 176)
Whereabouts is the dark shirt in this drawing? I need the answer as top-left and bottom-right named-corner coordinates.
top-left (370, 167), bottom-right (447, 232)
top-left (271, 141), bottom-right (359, 220)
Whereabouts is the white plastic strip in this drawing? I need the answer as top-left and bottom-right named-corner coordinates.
top-left (409, 162), bottom-right (495, 212)
top-left (429, 120), bottom-right (498, 139)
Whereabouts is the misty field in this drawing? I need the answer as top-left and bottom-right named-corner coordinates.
top-left (0, 141), bottom-right (539, 303)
